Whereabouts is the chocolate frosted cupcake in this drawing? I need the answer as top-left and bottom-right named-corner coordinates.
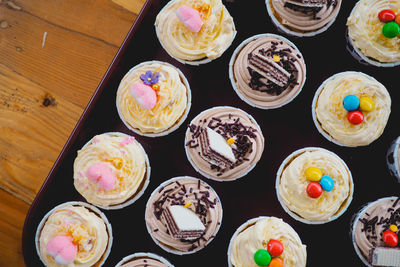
top-left (184, 106), bottom-right (264, 181)
top-left (387, 136), bottom-right (400, 183)
top-left (229, 34), bottom-right (306, 109)
top-left (73, 132), bottom-right (150, 209)
top-left (266, 0), bottom-right (342, 37)
top-left (312, 71), bottom-right (391, 147)
top-left (115, 252), bottom-right (173, 267)
top-left (347, 0), bottom-right (400, 67)
top-left (145, 176), bottom-right (223, 254)
top-left (35, 202), bottom-right (112, 267)
top-left (276, 147), bottom-right (353, 224)
top-left (352, 197), bottom-right (400, 266)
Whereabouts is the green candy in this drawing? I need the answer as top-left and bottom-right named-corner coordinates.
top-left (253, 249), bottom-right (271, 266)
top-left (382, 22), bottom-right (400, 38)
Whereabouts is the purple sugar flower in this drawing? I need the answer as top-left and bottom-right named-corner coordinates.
top-left (140, 71), bottom-right (159, 85)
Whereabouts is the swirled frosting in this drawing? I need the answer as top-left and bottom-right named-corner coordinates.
top-left (347, 0), bottom-right (400, 63)
top-left (120, 257), bottom-right (169, 267)
top-left (314, 72), bottom-right (391, 147)
top-left (38, 205), bottom-right (109, 267)
top-left (278, 148), bottom-right (352, 221)
top-left (155, 0), bottom-right (236, 63)
top-left (230, 217), bottom-right (307, 267)
top-left (74, 133), bottom-right (148, 207)
top-left (354, 197), bottom-right (400, 264)
top-left (145, 177), bottom-right (222, 253)
top-left (231, 35), bottom-right (306, 109)
top-left (116, 61), bottom-right (189, 135)
top-left (269, 0), bottom-right (341, 34)
top-left (185, 107), bottom-right (264, 181)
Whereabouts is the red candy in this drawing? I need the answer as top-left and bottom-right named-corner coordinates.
top-left (267, 240), bottom-right (284, 257)
top-left (378, 9), bottom-right (396, 22)
top-left (347, 111), bottom-right (364, 125)
top-left (306, 182), bottom-right (322, 198)
top-left (383, 230), bottom-right (399, 247)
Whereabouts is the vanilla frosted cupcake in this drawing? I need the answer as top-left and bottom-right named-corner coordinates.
top-left (155, 0), bottom-right (236, 65)
top-left (228, 216), bottom-right (307, 267)
top-left (73, 132), bottom-right (150, 209)
top-left (266, 0), bottom-right (342, 37)
top-left (347, 0), bottom-right (400, 67)
top-left (229, 34), bottom-right (306, 109)
top-left (312, 71), bottom-right (391, 147)
top-left (276, 147), bottom-right (353, 224)
top-left (35, 202), bottom-right (112, 267)
top-left (184, 106), bottom-right (264, 181)
top-left (115, 252), bottom-right (173, 267)
top-left (145, 176), bottom-right (222, 254)
top-left (116, 61), bottom-right (191, 136)
top-left (387, 136), bottom-right (400, 183)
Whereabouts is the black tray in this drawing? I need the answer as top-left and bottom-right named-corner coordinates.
top-left (23, 0), bottom-right (400, 266)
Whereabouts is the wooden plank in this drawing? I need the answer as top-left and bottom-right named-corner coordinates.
top-left (0, 188), bottom-right (30, 267)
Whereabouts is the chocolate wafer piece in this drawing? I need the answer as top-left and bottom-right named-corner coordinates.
top-left (163, 205), bottom-right (205, 240)
top-left (248, 53), bottom-right (290, 87)
top-left (371, 247), bottom-right (400, 267)
top-left (285, 0), bottom-right (327, 7)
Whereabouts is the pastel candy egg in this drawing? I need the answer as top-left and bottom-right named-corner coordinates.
top-left (359, 96), bottom-right (375, 112)
top-left (343, 95), bottom-right (360, 111)
top-left (347, 111), bottom-right (364, 125)
top-left (130, 82), bottom-right (157, 110)
top-left (378, 9), bottom-right (396, 22)
top-left (46, 236), bottom-right (77, 265)
top-left (176, 5), bottom-right (203, 33)
top-left (382, 22), bottom-right (400, 39)
top-left (306, 182), bottom-right (322, 198)
top-left (320, 175), bottom-right (334, 192)
top-left (305, 167), bottom-right (322, 182)
top-left (86, 162), bottom-right (117, 190)
top-left (254, 249), bottom-right (271, 266)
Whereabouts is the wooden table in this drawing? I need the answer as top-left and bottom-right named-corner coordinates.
top-left (0, 0), bottom-right (145, 265)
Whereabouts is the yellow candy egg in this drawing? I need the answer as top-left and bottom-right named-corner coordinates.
top-left (227, 138), bottom-right (235, 146)
top-left (390, 224), bottom-right (398, 232)
top-left (305, 167), bottom-right (322, 182)
top-left (359, 96), bottom-right (375, 112)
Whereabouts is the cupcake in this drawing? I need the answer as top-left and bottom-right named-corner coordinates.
top-left (266, 0), bottom-right (342, 37)
top-left (347, 0), bottom-right (400, 67)
top-left (73, 132), bottom-right (150, 209)
top-left (155, 0), bottom-right (236, 65)
top-left (312, 71), bottom-right (391, 147)
top-left (229, 33), bottom-right (306, 109)
top-left (276, 147), bottom-right (353, 224)
top-left (387, 136), bottom-right (400, 183)
top-left (35, 201), bottom-right (112, 267)
top-left (115, 252), bottom-right (173, 267)
top-left (228, 216), bottom-right (307, 267)
top-left (184, 106), bottom-right (264, 181)
top-left (116, 61), bottom-right (191, 136)
top-left (352, 197), bottom-right (400, 266)
top-left (145, 176), bottom-right (222, 254)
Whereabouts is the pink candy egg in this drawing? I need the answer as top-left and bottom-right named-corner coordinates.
top-left (86, 162), bottom-right (116, 190)
top-left (46, 235), bottom-right (77, 265)
top-left (176, 5), bottom-right (203, 33)
top-left (130, 82), bottom-right (157, 110)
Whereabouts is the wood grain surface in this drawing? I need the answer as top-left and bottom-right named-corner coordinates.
top-left (0, 0), bottom-right (145, 265)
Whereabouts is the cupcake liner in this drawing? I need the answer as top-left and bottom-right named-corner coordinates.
top-left (311, 71), bottom-right (383, 147)
top-left (276, 147), bottom-right (354, 224)
top-left (346, 2), bottom-right (400, 68)
top-left (387, 136), bottom-right (400, 183)
top-left (265, 0), bottom-right (341, 37)
top-left (145, 176), bottom-right (223, 255)
top-left (228, 33), bottom-right (306, 110)
top-left (154, 0), bottom-right (237, 66)
top-left (35, 201), bottom-right (113, 267)
top-left (184, 106), bottom-right (264, 182)
top-left (116, 60), bottom-right (192, 137)
top-left (350, 196), bottom-right (398, 267)
top-left (115, 252), bottom-right (174, 267)
top-left (78, 132), bottom-right (151, 210)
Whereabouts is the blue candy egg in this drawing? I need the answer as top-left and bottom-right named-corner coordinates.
top-left (343, 95), bottom-right (360, 111)
top-left (320, 175), bottom-right (334, 192)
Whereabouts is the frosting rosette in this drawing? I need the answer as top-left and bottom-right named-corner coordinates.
top-left (73, 132), bottom-right (150, 209)
top-left (347, 0), bottom-right (400, 65)
top-left (228, 217), bottom-right (307, 267)
top-left (116, 252), bottom-right (173, 267)
top-left (36, 202), bottom-right (111, 267)
top-left (116, 61), bottom-right (191, 136)
top-left (277, 147), bottom-right (353, 223)
top-left (155, 0), bottom-right (236, 64)
top-left (266, 0), bottom-right (342, 36)
top-left (312, 72), bottom-right (391, 147)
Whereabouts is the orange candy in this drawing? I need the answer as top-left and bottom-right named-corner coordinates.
top-left (396, 14), bottom-right (400, 25)
top-left (269, 258), bottom-right (284, 267)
